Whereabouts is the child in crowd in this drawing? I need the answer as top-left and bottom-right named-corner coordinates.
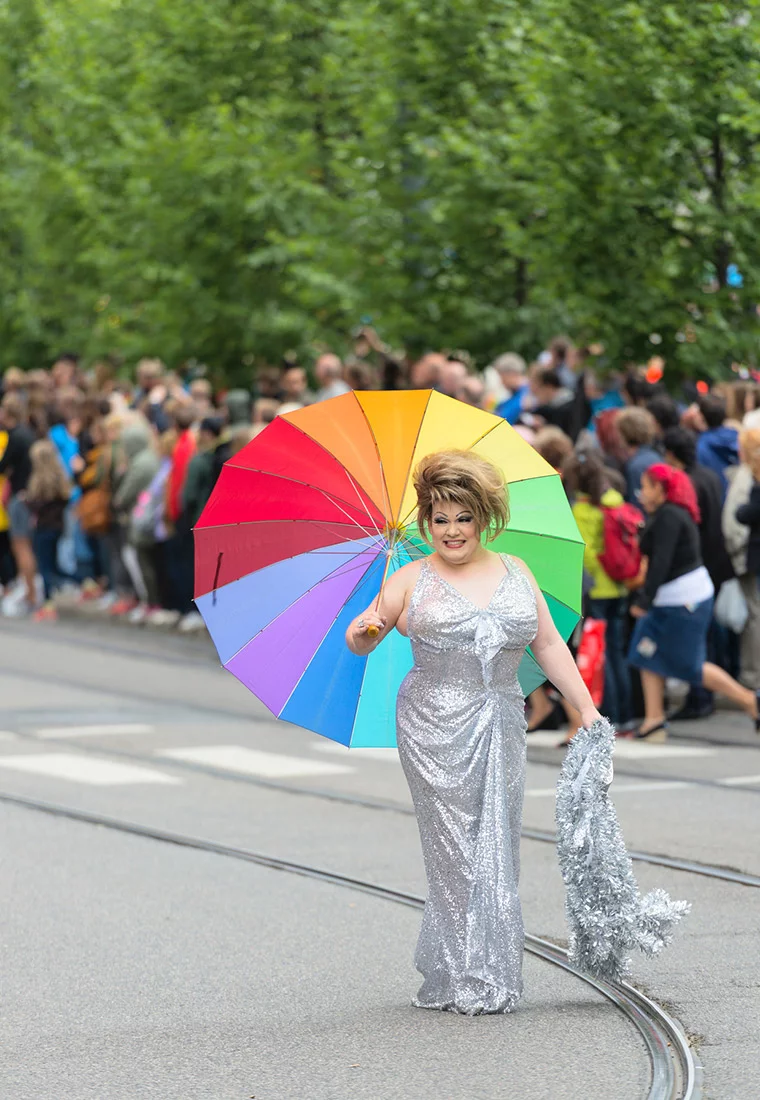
top-left (563, 450), bottom-right (635, 730)
top-left (25, 439), bottom-right (72, 620)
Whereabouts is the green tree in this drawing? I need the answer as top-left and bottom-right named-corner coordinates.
top-left (2, 0), bottom-right (760, 378)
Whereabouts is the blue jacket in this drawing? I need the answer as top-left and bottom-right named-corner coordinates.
top-left (696, 426), bottom-right (739, 497)
top-left (49, 423), bottom-right (81, 501)
top-left (495, 385), bottom-right (529, 425)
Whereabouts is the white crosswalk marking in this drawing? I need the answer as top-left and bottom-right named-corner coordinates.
top-left (36, 724), bottom-right (155, 738)
top-left (0, 731), bottom-right (18, 741)
top-left (0, 753), bottom-right (180, 786)
top-left (526, 780), bottom-right (690, 798)
top-left (718, 774), bottom-right (760, 786)
top-left (527, 732), bottom-right (714, 758)
top-left (610, 743), bottom-right (714, 760)
top-left (314, 743), bottom-right (399, 761)
top-left (158, 745), bottom-right (354, 778)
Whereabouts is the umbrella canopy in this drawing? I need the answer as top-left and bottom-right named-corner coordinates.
top-left (195, 389), bottom-right (584, 747)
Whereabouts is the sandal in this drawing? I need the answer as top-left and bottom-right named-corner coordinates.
top-left (634, 721), bottom-right (669, 743)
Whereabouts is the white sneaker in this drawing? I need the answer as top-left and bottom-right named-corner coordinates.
top-left (93, 592), bottom-right (118, 612)
top-left (2, 596), bottom-right (34, 618)
top-left (178, 611), bottom-right (205, 633)
top-left (146, 608), bottom-right (181, 627)
top-left (58, 581), bottom-right (81, 597)
top-left (126, 603), bottom-right (150, 625)
top-left (2, 582), bottom-right (32, 616)
top-left (2, 577), bottom-right (24, 605)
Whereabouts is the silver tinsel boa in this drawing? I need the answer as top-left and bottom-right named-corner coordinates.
top-left (556, 718), bottom-right (690, 982)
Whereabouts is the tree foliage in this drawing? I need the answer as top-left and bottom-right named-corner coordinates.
top-left (1, 0), bottom-right (760, 379)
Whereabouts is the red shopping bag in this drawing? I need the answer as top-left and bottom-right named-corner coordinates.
top-left (576, 618), bottom-right (607, 708)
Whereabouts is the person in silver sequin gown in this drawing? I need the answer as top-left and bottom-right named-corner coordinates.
top-left (346, 451), bottom-right (601, 1015)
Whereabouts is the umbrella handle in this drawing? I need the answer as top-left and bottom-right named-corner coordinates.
top-left (366, 545), bottom-right (394, 640)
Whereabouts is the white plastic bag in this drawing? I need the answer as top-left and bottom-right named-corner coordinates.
top-left (714, 578), bottom-right (749, 634)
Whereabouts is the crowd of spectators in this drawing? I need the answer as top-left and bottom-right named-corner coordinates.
top-left (2, 332), bottom-right (760, 742)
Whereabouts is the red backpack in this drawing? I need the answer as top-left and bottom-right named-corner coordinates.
top-left (598, 502), bottom-right (643, 583)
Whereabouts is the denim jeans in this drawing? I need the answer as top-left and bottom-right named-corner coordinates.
top-left (588, 596), bottom-right (632, 726)
top-left (33, 527), bottom-right (65, 600)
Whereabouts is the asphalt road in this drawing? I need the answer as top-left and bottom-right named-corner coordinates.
top-left (1, 617), bottom-right (759, 1099)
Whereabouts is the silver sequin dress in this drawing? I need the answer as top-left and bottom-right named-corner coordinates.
top-left (396, 553), bottom-right (538, 1015)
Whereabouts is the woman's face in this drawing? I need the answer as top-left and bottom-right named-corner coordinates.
top-left (638, 474), bottom-right (666, 514)
top-left (429, 500), bottom-right (482, 564)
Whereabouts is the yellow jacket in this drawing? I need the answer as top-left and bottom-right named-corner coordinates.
top-left (572, 489), bottom-right (627, 600)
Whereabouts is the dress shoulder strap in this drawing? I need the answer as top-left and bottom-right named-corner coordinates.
top-left (498, 552), bottom-right (514, 574)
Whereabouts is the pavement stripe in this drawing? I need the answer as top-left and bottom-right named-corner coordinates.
top-left (0, 753), bottom-right (180, 786)
top-left (158, 745), bottom-right (354, 778)
top-left (528, 731), bottom-right (714, 758)
top-left (313, 743), bottom-right (400, 761)
top-left (718, 774), bottom-right (760, 786)
top-left (610, 743), bottom-right (714, 760)
top-left (36, 724), bottom-right (155, 738)
top-left (0, 732), bottom-right (18, 741)
top-left (526, 781), bottom-right (690, 798)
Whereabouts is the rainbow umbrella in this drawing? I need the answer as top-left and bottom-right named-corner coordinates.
top-left (195, 390), bottom-right (583, 747)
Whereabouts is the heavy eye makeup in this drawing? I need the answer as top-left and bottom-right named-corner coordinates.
top-left (433, 514), bottom-right (473, 525)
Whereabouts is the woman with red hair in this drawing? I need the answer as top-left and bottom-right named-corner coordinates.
top-left (629, 463), bottom-right (759, 740)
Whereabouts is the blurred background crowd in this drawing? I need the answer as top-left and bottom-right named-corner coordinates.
top-left (3, 334), bottom-right (760, 742)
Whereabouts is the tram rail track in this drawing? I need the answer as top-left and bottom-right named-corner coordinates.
top-left (0, 787), bottom-right (702, 1100)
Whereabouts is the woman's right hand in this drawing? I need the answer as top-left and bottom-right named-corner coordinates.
top-left (352, 611), bottom-right (387, 642)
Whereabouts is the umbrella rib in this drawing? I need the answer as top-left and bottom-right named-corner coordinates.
top-left (277, 554), bottom-right (386, 720)
top-left (278, 410), bottom-right (389, 515)
top-left (392, 389), bottom-right (432, 528)
top-left (503, 527), bottom-right (585, 546)
top-left (219, 552), bottom-right (384, 667)
top-left (225, 461), bottom-right (384, 540)
top-left (352, 393), bottom-right (395, 528)
top-left (196, 522), bottom-right (387, 579)
top-left (347, 622), bottom-right (377, 748)
top-left (395, 407), bottom-right (504, 531)
top-left (342, 466), bottom-right (385, 543)
top-left (200, 528), bottom-right (390, 602)
top-left (220, 466), bottom-right (384, 542)
top-left (349, 540), bottom-right (426, 745)
top-left (504, 471), bottom-right (556, 485)
top-left (543, 591), bottom-right (584, 617)
top-left (196, 517), bottom-right (386, 550)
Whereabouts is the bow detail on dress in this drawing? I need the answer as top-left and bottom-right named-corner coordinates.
top-left (474, 610), bottom-right (511, 686)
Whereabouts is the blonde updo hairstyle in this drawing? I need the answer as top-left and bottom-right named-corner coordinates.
top-left (413, 450), bottom-right (509, 544)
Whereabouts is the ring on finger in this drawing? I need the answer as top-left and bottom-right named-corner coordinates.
top-left (358, 618), bottom-right (366, 627)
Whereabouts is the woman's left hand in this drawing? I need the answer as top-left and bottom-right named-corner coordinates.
top-left (580, 707), bottom-right (603, 729)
